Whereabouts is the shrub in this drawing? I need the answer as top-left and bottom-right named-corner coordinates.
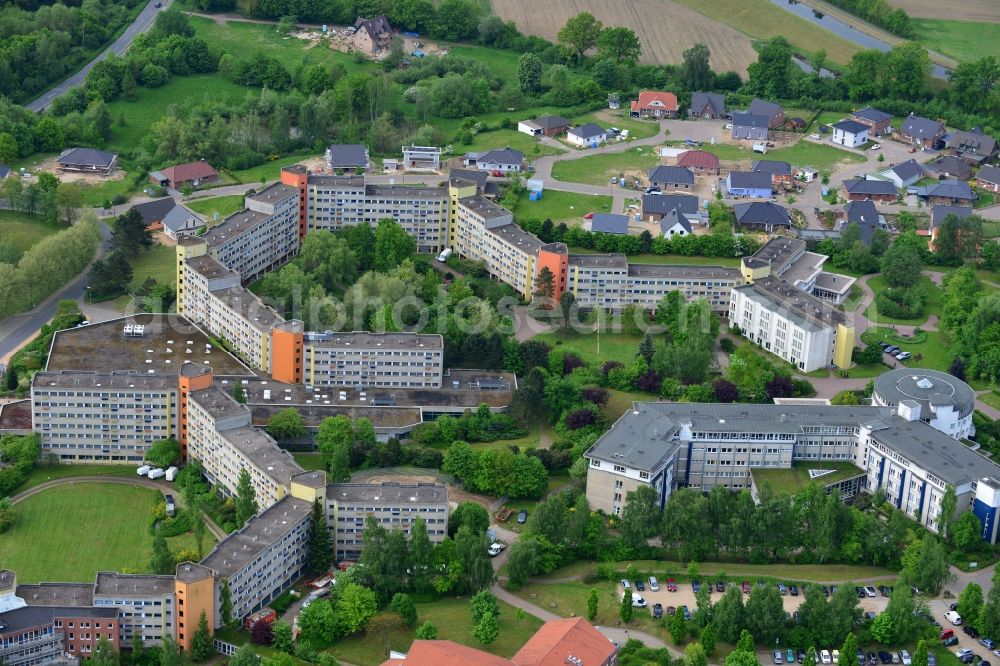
top-left (874, 288), bottom-right (924, 319)
top-left (719, 338), bottom-right (736, 353)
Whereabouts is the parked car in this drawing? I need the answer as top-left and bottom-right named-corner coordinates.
top-left (871, 144), bottom-right (881, 150)
top-left (942, 630), bottom-right (956, 641)
top-left (164, 494), bottom-right (175, 517)
top-left (864, 611), bottom-right (878, 621)
top-left (652, 603), bottom-right (663, 618)
top-left (942, 638), bottom-right (959, 647)
top-left (865, 586), bottom-right (878, 597)
top-left (821, 650), bottom-right (833, 664)
top-left (867, 652), bottom-right (878, 666)
top-left (878, 651), bottom-right (892, 664)
top-left (667, 606), bottom-right (677, 616)
top-left (901, 650), bottom-right (911, 666)
top-left (928, 656), bottom-right (937, 666)
top-left (982, 639), bottom-right (996, 650)
top-left (634, 580), bottom-right (645, 592)
top-left (716, 580), bottom-right (725, 592)
top-left (798, 649), bottom-right (807, 663)
top-left (491, 170), bottom-right (504, 177)
top-left (682, 606), bottom-right (692, 620)
top-left (879, 585), bottom-right (892, 597)
top-left (778, 583), bottom-right (788, 595)
top-left (517, 510), bottom-right (528, 524)
top-left (137, 465), bottom-right (151, 476)
top-left (879, 342), bottom-right (890, 349)
top-left (621, 579), bottom-right (631, 590)
top-left (810, 133), bottom-right (821, 140)
top-left (632, 595), bottom-right (647, 609)
top-left (693, 580), bottom-right (702, 593)
top-left (583, 212), bottom-right (594, 219)
top-left (896, 351), bottom-right (912, 361)
top-left (965, 626), bottom-right (981, 638)
top-left (147, 468), bottom-right (165, 479)
top-left (488, 543), bottom-right (505, 557)
top-left (822, 586), bottom-right (831, 597)
top-left (790, 585), bottom-right (799, 596)
top-left (742, 580), bottom-right (751, 594)
top-left (956, 650), bottom-right (973, 660)
top-left (891, 652), bottom-right (900, 664)
top-left (649, 576), bottom-right (659, 592)
top-left (774, 651), bottom-right (784, 665)
top-left (787, 649), bottom-right (796, 664)
top-left (645, 187), bottom-right (661, 195)
top-left (832, 649), bottom-right (840, 664)
top-left (885, 346), bottom-right (900, 354)
top-left (668, 578), bottom-right (678, 592)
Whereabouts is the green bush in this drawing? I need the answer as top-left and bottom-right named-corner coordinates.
top-left (874, 287), bottom-right (924, 319)
top-left (148, 504), bottom-right (191, 537)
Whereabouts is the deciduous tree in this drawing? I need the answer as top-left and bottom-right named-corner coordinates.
top-left (557, 13), bottom-right (603, 59)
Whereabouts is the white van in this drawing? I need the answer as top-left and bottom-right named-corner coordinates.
top-left (147, 468), bottom-right (166, 480)
top-left (946, 610), bottom-right (963, 625)
top-left (137, 465), bottom-right (151, 476)
top-left (165, 466), bottom-right (178, 481)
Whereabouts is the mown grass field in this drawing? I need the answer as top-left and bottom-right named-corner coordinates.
top-left (862, 274), bottom-right (941, 326)
top-left (572, 110), bottom-right (661, 141)
top-left (512, 190), bottom-right (612, 223)
top-left (536, 331), bottom-right (644, 367)
top-left (327, 597), bottom-right (543, 666)
top-left (551, 149), bottom-right (660, 186)
top-left (913, 19), bottom-right (1000, 63)
top-left (0, 484), bottom-right (203, 583)
top-left (764, 141), bottom-right (866, 170)
top-left (17, 464), bottom-right (136, 494)
top-left (860, 327), bottom-right (954, 373)
top-left (130, 242), bottom-right (178, 289)
top-left (887, 0), bottom-right (999, 22)
top-left (459, 128), bottom-right (563, 158)
top-left (0, 211), bottom-right (62, 255)
top-left (186, 195), bottom-right (246, 220)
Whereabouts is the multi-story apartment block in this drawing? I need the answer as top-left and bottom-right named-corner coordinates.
top-left (302, 331), bottom-right (444, 389)
top-left (325, 482), bottom-right (449, 560)
top-left (31, 371), bottom-right (178, 463)
top-left (740, 237), bottom-right (856, 305)
top-left (730, 278), bottom-right (854, 372)
top-left (200, 183), bottom-right (300, 284)
top-left (187, 385), bottom-right (301, 509)
top-left (92, 573), bottom-right (175, 645)
top-left (584, 391), bottom-right (1000, 540)
top-left (455, 195), bottom-right (539, 299)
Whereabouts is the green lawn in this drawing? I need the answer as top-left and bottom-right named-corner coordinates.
top-left (860, 327), bottom-right (954, 373)
top-left (752, 461), bottom-right (866, 494)
top-left (863, 275), bottom-right (942, 326)
top-left (975, 190), bottom-right (997, 209)
top-left (130, 243), bottom-right (178, 289)
top-left (186, 195), bottom-right (246, 221)
top-left (292, 452), bottom-right (325, 471)
top-left (537, 330), bottom-right (644, 367)
top-left (326, 597), bottom-right (543, 666)
top-left (764, 141), bottom-right (866, 171)
top-left (459, 128), bottom-right (563, 159)
top-left (605, 389), bottom-right (653, 421)
top-left (979, 391), bottom-right (1000, 412)
top-left (512, 190), bottom-right (612, 223)
top-left (913, 18), bottom-right (1000, 64)
top-left (568, 247), bottom-right (741, 268)
top-left (17, 464), bottom-right (137, 494)
top-left (0, 210), bottom-right (62, 255)
top-left (551, 149), bottom-right (660, 186)
top-left (227, 152), bottom-right (317, 185)
top-left (693, 142), bottom-right (755, 161)
top-left (0, 483), bottom-right (204, 583)
top-left (572, 111), bottom-right (660, 140)
top-left (669, 0), bottom-right (862, 65)
top-left (79, 179), bottom-right (137, 208)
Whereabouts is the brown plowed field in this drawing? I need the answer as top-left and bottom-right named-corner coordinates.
top-left (490, 0), bottom-right (759, 73)
top-left (886, 0), bottom-right (999, 21)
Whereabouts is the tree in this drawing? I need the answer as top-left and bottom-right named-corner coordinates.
top-left (93, 636), bottom-right (117, 666)
top-left (841, 634), bottom-right (859, 666)
top-left (160, 635), bottom-right (184, 666)
top-left (912, 640), bottom-right (929, 666)
top-left (953, 511), bottom-right (983, 553)
top-left (938, 487), bottom-right (958, 540)
top-left (298, 598), bottom-right (336, 643)
top-left (747, 36), bottom-right (792, 98)
top-left (881, 241), bottom-right (923, 288)
top-left (746, 584), bottom-right (784, 643)
top-left (308, 499), bottom-right (332, 573)
top-left (473, 611), bottom-right (499, 645)
top-left (416, 621), bottom-right (438, 639)
top-left (110, 208), bottom-right (154, 258)
top-left (958, 583), bottom-right (984, 629)
top-left (518, 53), bottom-right (542, 95)
top-left (150, 534), bottom-right (174, 574)
top-left (335, 583), bottom-right (378, 634)
top-left (147, 438), bottom-right (180, 468)
top-left (191, 610), bottom-right (215, 662)
top-left (230, 644), bottom-right (261, 666)
top-left (221, 578), bottom-right (234, 628)
top-left (390, 593), bottom-right (418, 628)
top-left (670, 607), bottom-right (687, 644)
top-left (267, 408), bottom-right (306, 441)
top-left (373, 219), bottom-right (416, 272)
top-left (250, 619), bottom-right (273, 645)
top-left (804, 647), bottom-right (817, 666)
top-left (449, 501), bottom-right (490, 537)
top-left (316, 415), bottom-right (352, 482)
top-left (701, 624), bottom-right (716, 656)
top-left (620, 484), bottom-right (659, 550)
top-left (557, 12), bottom-right (603, 59)
top-left (901, 536), bottom-right (952, 594)
top-left (558, 291), bottom-right (577, 331)
top-left (682, 43), bottom-right (713, 90)
top-left (55, 182), bottom-right (84, 226)
top-left (685, 642), bottom-right (708, 666)
top-left (587, 588), bottom-right (599, 621)
top-left (533, 266), bottom-right (555, 302)
top-left (981, 568), bottom-right (1000, 639)
top-left (620, 588), bottom-right (634, 623)
top-left (271, 622), bottom-right (294, 654)
top-left (639, 332), bottom-right (655, 364)
top-left (471, 590), bottom-right (501, 624)
top-left (89, 250), bottom-right (133, 297)
top-left (191, 507), bottom-right (206, 558)
top-left (235, 467), bottom-right (259, 526)
top-left (131, 630), bottom-right (145, 665)
top-left (0, 133), bottom-right (17, 163)
top-left (713, 586), bottom-right (746, 643)
top-left (233, 380), bottom-right (246, 403)
top-left (596, 27), bottom-right (641, 64)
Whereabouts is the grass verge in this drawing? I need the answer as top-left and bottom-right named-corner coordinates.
top-left (551, 149), bottom-right (659, 186)
top-left (0, 210), bottom-right (62, 254)
top-left (186, 195), bottom-right (246, 221)
top-left (860, 327), bottom-right (954, 373)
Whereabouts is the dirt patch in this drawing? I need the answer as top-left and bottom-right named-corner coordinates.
top-left (886, 0), bottom-right (999, 21)
top-left (39, 157), bottom-right (126, 184)
top-left (490, 0), bottom-right (758, 73)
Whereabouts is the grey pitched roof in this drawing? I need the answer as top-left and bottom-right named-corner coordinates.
top-left (534, 115), bottom-right (570, 130)
top-left (844, 200), bottom-right (879, 244)
top-left (476, 148), bottom-right (523, 166)
top-left (850, 107), bottom-right (891, 124)
top-left (0, 164), bottom-right (10, 179)
top-left (160, 204), bottom-right (201, 234)
top-left (901, 115), bottom-right (944, 139)
top-left (449, 167), bottom-right (488, 188)
top-left (591, 213), bottom-right (629, 234)
top-left (978, 165), bottom-right (1000, 186)
top-left (569, 123), bottom-right (606, 139)
top-left (659, 208), bottom-right (692, 235)
top-left (642, 193), bottom-right (698, 215)
top-left (751, 160), bottom-right (791, 176)
top-left (131, 197), bottom-right (177, 226)
top-left (927, 179), bottom-right (974, 200)
top-left (58, 147), bottom-right (116, 167)
top-left (732, 112), bottom-right (769, 129)
top-left (649, 165), bottom-right (694, 185)
top-left (728, 171), bottom-right (773, 190)
top-left (733, 201), bottom-right (790, 228)
top-left (327, 144), bottom-right (369, 168)
top-left (931, 204), bottom-right (973, 228)
top-left (832, 119), bottom-right (869, 135)
top-left (926, 156), bottom-right (972, 179)
top-left (748, 98), bottom-right (782, 119)
top-left (843, 178), bottom-right (897, 195)
top-left (690, 92), bottom-right (726, 115)
top-left (949, 129), bottom-right (998, 156)
top-left (892, 159), bottom-right (924, 181)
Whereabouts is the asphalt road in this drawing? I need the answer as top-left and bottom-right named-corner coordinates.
top-left (25, 0), bottom-right (173, 113)
top-left (0, 224), bottom-right (111, 365)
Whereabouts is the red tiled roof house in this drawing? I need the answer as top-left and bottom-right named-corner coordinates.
top-left (677, 150), bottom-right (720, 175)
top-left (630, 91), bottom-right (678, 119)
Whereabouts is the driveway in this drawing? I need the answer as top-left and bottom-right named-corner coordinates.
top-left (25, 0), bottom-right (174, 112)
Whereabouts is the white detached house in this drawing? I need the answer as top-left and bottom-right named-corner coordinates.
top-left (831, 120), bottom-right (869, 148)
